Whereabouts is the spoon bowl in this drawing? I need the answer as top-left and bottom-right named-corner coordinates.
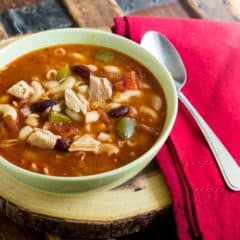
top-left (141, 31), bottom-right (186, 90)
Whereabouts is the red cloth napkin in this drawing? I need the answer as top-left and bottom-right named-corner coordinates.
top-left (112, 17), bottom-right (240, 240)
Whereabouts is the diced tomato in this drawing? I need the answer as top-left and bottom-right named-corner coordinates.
top-left (111, 73), bottom-right (125, 91)
top-left (109, 72), bottom-right (122, 82)
top-left (50, 122), bottom-right (80, 138)
top-left (3, 116), bottom-right (19, 133)
top-left (49, 123), bottom-right (62, 135)
top-left (18, 99), bottom-right (28, 108)
top-left (65, 128), bottom-right (80, 138)
top-left (136, 123), bottom-right (159, 137)
top-left (98, 109), bottom-right (111, 124)
top-left (123, 71), bottom-right (138, 90)
top-left (113, 80), bottom-right (124, 91)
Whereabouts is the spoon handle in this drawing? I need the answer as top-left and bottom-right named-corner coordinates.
top-left (178, 91), bottom-right (240, 191)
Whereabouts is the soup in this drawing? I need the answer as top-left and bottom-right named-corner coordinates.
top-left (0, 44), bottom-right (166, 176)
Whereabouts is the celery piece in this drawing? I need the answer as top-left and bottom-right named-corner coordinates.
top-left (49, 112), bottom-right (71, 123)
top-left (94, 51), bottom-right (115, 63)
top-left (57, 64), bottom-right (70, 81)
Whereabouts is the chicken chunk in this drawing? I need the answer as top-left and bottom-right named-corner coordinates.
top-left (47, 76), bottom-right (76, 95)
top-left (27, 129), bottom-right (59, 149)
top-left (69, 134), bottom-right (101, 153)
top-left (7, 80), bottom-right (33, 99)
top-left (65, 88), bottom-right (88, 115)
top-left (88, 75), bottom-right (112, 103)
top-left (100, 143), bottom-right (119, 156)
top-left (18, 126), bottom-right (34, 140)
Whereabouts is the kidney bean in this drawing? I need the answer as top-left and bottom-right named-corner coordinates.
top-left (55, 138), bottom-right (71, 151)
top-left (31, 99), bottom-right (57, 112)
top-left (108, 105), bottom-right (129, 118)
top-left (71, 65), bottom-right (91, 79)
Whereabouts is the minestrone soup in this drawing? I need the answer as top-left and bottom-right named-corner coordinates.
top-left (0, 45), bottom-right (166, 176)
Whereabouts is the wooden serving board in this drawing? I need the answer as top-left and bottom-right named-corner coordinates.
top-left (0, 164), bottom-right (171, 238)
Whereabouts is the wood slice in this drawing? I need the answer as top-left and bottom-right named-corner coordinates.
top-left (185, 0), bottom-right (240, 21)
top-left (0, 162), bottom-right (171, 239)
top-left (0, 213), bottom-right (44, 240)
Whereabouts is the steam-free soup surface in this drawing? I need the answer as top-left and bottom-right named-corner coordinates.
top-left (0, 45), bottom-right (166, 176)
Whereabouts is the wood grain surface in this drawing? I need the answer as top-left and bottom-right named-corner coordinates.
top-left (185, 0), bottom-right (240, 20)
top-left (0, 23), bottom-right (7, 39)
top-left (0, 0), bottom-right (40, 12)
top-left (63, 0), bottom-right (123, 30)
top-left (130, 2), bottom-right (189, 17)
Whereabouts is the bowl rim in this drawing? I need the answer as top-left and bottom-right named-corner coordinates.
top-left (0, 28), bottom-right (178, 181)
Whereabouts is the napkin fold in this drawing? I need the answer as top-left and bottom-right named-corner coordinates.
top-left (113, 17), bottom-right (240, 240)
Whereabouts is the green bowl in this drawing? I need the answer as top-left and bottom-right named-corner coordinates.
top-left (0, 28), bottom-right (178, 193)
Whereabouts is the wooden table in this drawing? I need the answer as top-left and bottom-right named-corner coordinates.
top-left (0, 1), bottom-right (238, 239)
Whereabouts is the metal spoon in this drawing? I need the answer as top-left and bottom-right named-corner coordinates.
top-left (141, 31), bottom-right (240, 191)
